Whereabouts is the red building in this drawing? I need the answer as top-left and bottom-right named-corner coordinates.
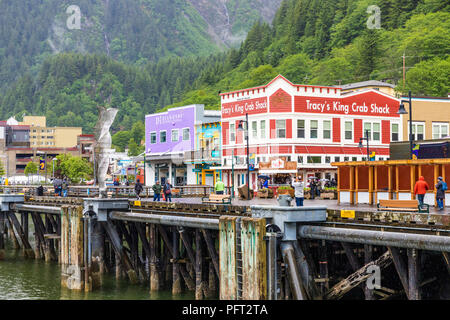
top-left (218, 75), bottom-right (402, 191)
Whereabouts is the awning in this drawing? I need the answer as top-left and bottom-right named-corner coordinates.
top-left (258, 169), bottom-right (298, 174)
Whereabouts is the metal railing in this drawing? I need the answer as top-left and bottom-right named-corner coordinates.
top-left (0, 185), bottom-right (233, 198)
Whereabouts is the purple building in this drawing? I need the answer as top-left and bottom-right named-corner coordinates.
top-left (145, 104), bottom-right (220, 186)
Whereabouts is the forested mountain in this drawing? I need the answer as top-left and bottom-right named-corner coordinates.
top-left (0, 0), bottom-right (449, 151)
top-left (0, 0), bottom-right (282, 91)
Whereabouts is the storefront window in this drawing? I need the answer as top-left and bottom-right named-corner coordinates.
top-left (310, 120), bottom-right (318, 139)
top-left (160, 130), bottom-right (166, 143)
top-left (150, 132), bottom-right (156, 144)
top-left (260, 120), bottom-right (266, 139)
top-left (297, 120), bottom-right (305, 138)
top-left (183, 128), bottom-right (190, 141)
top-left (391, 123), bottom-right (399, 141)
top-left (276, 120), bottom-right (286, 138)
top-left (345, 121), bottom-right (352, 140)
top-left (171, 129), bottom-right (179, 142)
top-left (334, 156), bottom-right (340, 162)
top-left (323, 120), bottom-right (331, 139)
top-left (298, 156), bottom-right (303, 163)
top-left (325, 156), bottom-right (331, 163)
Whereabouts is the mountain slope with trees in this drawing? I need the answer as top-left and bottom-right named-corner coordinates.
top-left (0, 0), bottom-right (448, 151)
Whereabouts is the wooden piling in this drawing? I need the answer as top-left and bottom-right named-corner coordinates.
top-left (149, 224), bottom-right (160, 291)
top-left (364, 245), bottom-right (374, 300)
top-left (195, 229), bottom-right (203, 300)
top-left (0, 212), bottom-right (5, 260)
top-left (407, 248), bottom-right (421, 300)
top-left (172, 229), bottom-right (182, 295)
top-left (7, 212), bottom-right (34, 259)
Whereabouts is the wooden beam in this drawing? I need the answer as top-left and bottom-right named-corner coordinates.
top-left (179, 228), bottom-right (195, 265)
top-left (443, 252), bottom-right (450, 275)
top-left (364, 245), bottom-right (374, 300)
top-left (341, 242), bottom-right (360, 272)
top-left (201, 229), bottom-right (219, 278)
top-left (325, 251), bottom-right (392, 300)
top-left (7, 212), bottom-right (34, 258)
top-left (388, 247), bottom-right (409, 298)
top-left (195, 229), bottom-right (203, 300)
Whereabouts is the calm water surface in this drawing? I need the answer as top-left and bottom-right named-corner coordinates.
top-left (0, 244), bottom-right (194, 300)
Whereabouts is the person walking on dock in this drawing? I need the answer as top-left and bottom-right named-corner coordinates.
top-left (292, 176), bottom-right (305, 207)
top-left (53, 178), bottom-right (62, 196)
top-left (310, 178), bottom-right (317, 200)
top-left (152, 180), bottom-right (162, 202)
top-left (163, 181), bottom-right (173, 202)
top-left (62, 178), bottom-right (69, 197)
top-left (214, 179), bottom-right (225, 195)
top-left (436, 177), bottom-right (447, 211)
top-left (134, 179), bottom-right (143, 200)
top-left (414, 176), bottom-right (429, 207)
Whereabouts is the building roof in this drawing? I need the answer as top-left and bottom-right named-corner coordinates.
top-left (10, 125), bottom-right (30, 130)
top-left (339, 80), bottom-right (396, 90)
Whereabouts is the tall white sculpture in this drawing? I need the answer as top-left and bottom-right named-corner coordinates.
top-left (94, 106), bottom-right (118, 198)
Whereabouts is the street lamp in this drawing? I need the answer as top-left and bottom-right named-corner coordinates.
top-left (358, 130), bottom-right (370, 160)
top-left (397, 90), bottom-right (413, 159)
top-left (237, 113), bottom-right (250, 200)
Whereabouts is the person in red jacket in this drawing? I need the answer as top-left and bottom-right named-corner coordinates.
top-left (414, 176), bottom-right (429, 207)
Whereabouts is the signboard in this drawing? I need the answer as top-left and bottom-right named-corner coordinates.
top-left (294, 91), bottom-right (400, 117)
top-left (340, 210), bottom-right (355, 219)
top-left (271, 158), bottom-right (285, 169)
top-left (222, 97), bottom-right (268, 118)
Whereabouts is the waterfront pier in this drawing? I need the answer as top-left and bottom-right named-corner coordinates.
top-left (0, 192), bottom-right (448, 300)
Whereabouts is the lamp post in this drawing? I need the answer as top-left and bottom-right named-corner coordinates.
top-left (358, 130), bottom-right (370, 160)
top-left (237, 113), bottom-right (250, 200)
top-left (397, 90), bottom-right (413, 159)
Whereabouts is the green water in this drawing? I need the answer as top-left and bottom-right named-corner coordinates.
top-left (0, 245), bottom-right (194, 300)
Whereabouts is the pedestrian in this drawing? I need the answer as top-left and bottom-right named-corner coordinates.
top-left (414, 176), bottom-right (429, 207)
top-left (436, 177), bottom-right (447, 211)
top-left (134, 179), bottom-right (143, 200)
top-left (62, 178), bottom-right (69, 197)
top-left (214, 178), bottom-right (225, 195)
top-left (36, 185), bottom-right (44, 196)
top-left (53, 178), bottom-right (62, 196)
top-left (113, 178), bottom-right (119, 186)
top-left (163, 181), bottom-right (173, 202)
top-left (310, 178), bottom-right (317, 200)
top-left (263, 178), bottom-right (269, 189)
top-left (292, 176), bottom-right (305, 207)
top-left (152, 180), bottom-right (162, 202)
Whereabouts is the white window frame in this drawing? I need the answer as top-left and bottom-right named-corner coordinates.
top-left (230, 123), bottom-right (235, 143)
top-left (171, 129), bottom-right (179, 142)
top-left (391, 123), bottom-right (399, 142)
top-left (297, 119), bottom-right (305, 139)
top-left (182, 128), bottom-right (190, 141)
top-left (363, 121), bottom-right (381, 142)
top-left (276, 120), bottom-right (286, 139)
top-left (344, 121), bottom-right (353, 141)
top-left (408, 121), bottom-right (425, 141)
top-left (260, 120), bottom-right (266, 139)
top-left (432, 122), bottom-right (449, 139)
top-left (160, 130), bottom-right (167, 143)
top-left (150, 132), bottom-right (157, 144)
top-left (323, 120), bottom-right (331, 140)
top-left (310, 120), bottom-right (318, 139)
top-left (252, 121), bottom-right (257, 139)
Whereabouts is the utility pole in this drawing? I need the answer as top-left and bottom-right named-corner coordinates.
top-left (402, 52), bottom-right (406, 89)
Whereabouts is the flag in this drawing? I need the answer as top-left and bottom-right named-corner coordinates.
top-left (39, 159), bottom-right (46, 170)
top-left (412, 144), bottom-right (420, 160)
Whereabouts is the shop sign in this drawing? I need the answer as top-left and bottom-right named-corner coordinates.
top-left (222, 97), bottom-right (268, 118)
top-left (271, 158), bottom-right (285, 169)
